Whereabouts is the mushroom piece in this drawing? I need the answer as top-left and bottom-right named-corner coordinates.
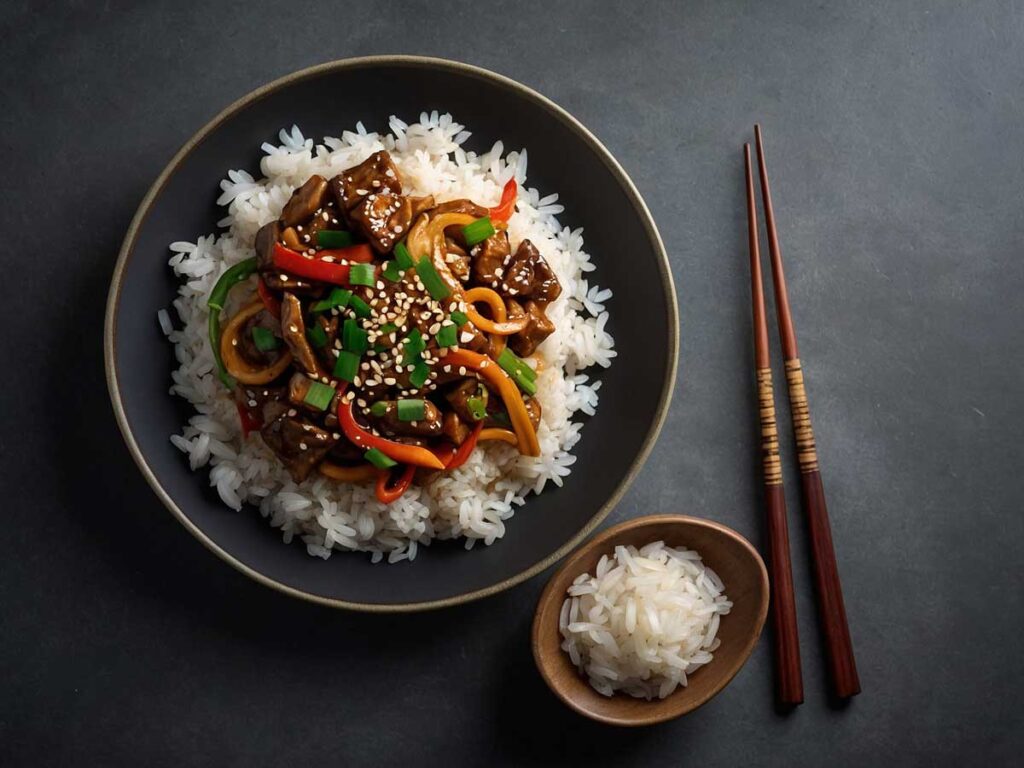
top-left (502, 239), bottom-right (562, 303)
top-left (254, 220), bottom-right (281, 271)
top-left (280, 293), bottom-right (326, 378)
top-left (281, 175), bottom-right (328, 228)
top-left (470, 230), bottom-right (511, 285)
top-left (330, 151), bottom-right (404, 214)
top-left (347, 193), bottom-right (435, 254)
top-left (259, 411), bottom-right (338, 483)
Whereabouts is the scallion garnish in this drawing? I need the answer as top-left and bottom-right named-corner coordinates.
top-left (414, 257), bottom-right (451, 300)
top-left (364, 447), bottom-right (397, 469)
top-left (303, 380), bottom-right (336, 411)
top-left (306, 324), bottom-right (328, 348)
top-left (251, 326), bottom-right (279, 351)
top-left (349, 263), bottom-right (376, 287)
top-left (379, 322), bottom-right (398, 335)
top-left (396, 399), bottom-right (426, 422)
top-left (435, 324), bottom-right (458, 348)
top-left (409, 360), bottom-right (430, 389)
top-left (450, 310), bottom-right (469, 327)
top-left (311, 287), bottom-right (352, 313)
top-left (370, 401), bottom-right (388, 417)
top-left (350, 295), bottom-right (372, 318)
top-left (465, 395), bottom-right (487, 421)
top-left (497, 347), bottom-right (538, 394)
top-left (381, 260), bottom-right (403, 282)
top-left (394, 241), bottom-right (414, 269)
top-left (342, 318), bottom-right (368, 354)
top-left (403, 328), bottom-right (425, 365)
top-left (462, 216), bottom-right (495, 246)
top-left (333, 350), bottom-right (361, 382)
top-left (316, 230), bottom-right (354, 248)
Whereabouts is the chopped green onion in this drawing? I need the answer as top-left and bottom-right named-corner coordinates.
top-left (316, 230), bottom-right (354, 248)
top-left (403, 328), bottom-right (425, 365)
top-left (393, 241), bottom-right (414, 269)
top-left (311, 287), bottom-right (351, 313)
top-left (373, 343), bottom-right (388, 353)
top-left (465, 396), bottom-right (487, 421)
top-left (251, 326), bottom-right (279, 351)
top-left (350, 295), bottom-right (372, 318)
top-left (364, 447), bottom-right (397, 469)
top-left (497, 347), bottom-right (538, 394)
top-left (370, 401), bottom-right (388, 417)
top-left (342, 318), bottom-right (368, 354)
top-left (396, 399), bottom-right (426, 422)
top-left (349, 263), bottom-right (376, 287)
top-left (333, 350), bottom-right (361, 382)
top-left (381, 261), bottom-right (403, 282)
top-left (414, 257), bottom-right (451, 300)
top-left (450, 310), bottom-right (469, 327)
top-left (409, 360), bottom-right (430, 389)
top-left (435, 324), bottom-right (458, 348)
top-left (462, 216), bottom-right (495, 246)
top-left (303, 380), bottom-right (336, 411)
top-left (378, 322), bottom-right (398, 335)
top-left (306, 324), bottom-right (328, 348)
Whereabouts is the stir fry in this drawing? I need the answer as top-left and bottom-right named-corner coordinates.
top-left (207, 151), bottom-right (561, 504)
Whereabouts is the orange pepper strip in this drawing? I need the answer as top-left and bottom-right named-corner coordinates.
top-left (444, 349), bottom-right (540, 457)
top-left (489, 179), bottom-right (517, 223)
top-left (220, 300), bottom-right (293, 385)
top-left (478, 428), bottom-right (518, 447)
top-left (319, 461), bottom-right (378, 484)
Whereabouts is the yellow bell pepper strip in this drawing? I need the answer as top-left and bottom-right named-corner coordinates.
top-left (478, 428), bottom-right (518, 447)
top-left (443, 349), bottom-right (540, 457)
top-left (318, 461), bottom-right (378, 484)
top-left (219, 300), bottom-right (293, 385)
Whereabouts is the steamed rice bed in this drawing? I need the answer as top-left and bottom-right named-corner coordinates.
top-left (162, 112), bottom-right (615, 563)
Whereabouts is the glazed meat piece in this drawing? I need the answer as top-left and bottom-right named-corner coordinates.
top-left (254, 221), bottom-right (281, 271)
top-left (441, 411), bottom-right (472, 446)
top-left (237, 308), bottom-right (284, 368)
top-left (280, 293), bottom-right (326, 378)
top-left (348, 193), bottom-right (434, 254)
top-left (330, 151), bottom-right (404, 213)
top-left (254, 221), bottom-right (322, 293)
top-left (445, 378), bottom-right (486, 424)
top-left (260, 410), bottom-right (338, 483)
top-left (501, 239), bottom-right (562, 303)
top-left (508, 299), bottom-right (555, 357)
top-left (281, 175), bottom-right (329, 227)
top-left (371, 400), bottom-right (443, 437)
top-left (296, 202), bottom-right (345, 249)
top-left (470, 230), bottom-right (511, 285)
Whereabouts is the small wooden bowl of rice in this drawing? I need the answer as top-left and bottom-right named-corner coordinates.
top-left (532, 515), bottom-right (769, 726)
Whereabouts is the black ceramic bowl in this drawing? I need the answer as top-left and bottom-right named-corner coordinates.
top-left (105, 57), bottom-right (677, 611)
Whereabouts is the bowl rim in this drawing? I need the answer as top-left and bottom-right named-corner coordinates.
top-left (103, 55), bottom-right (679, 612)
top-left (531, 514), bottom-right (769, 725)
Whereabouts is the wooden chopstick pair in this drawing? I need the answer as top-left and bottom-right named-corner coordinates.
top-left (744, 126), bottom-right (860, 705)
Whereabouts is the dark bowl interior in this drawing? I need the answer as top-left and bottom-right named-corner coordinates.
top-left (106, 57), bottom-right (677, 610)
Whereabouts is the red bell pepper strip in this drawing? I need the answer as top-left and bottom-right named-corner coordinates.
top-left (489, 179), bottom-right (517, 223)
top-left (236, 402), bottom-right (262, 438)
top-left (446, 420), bottom-right (484, 470)
top-left (271, 242), bottom-right (374, 285)
top-left (336, 400), bottom-right (446, 470)
top-left (374, 464), bottom-right (416, 504)
top-left (318, 245), bottom-right (374, 264)
top-left (256, 277), bottom-right (281, 318)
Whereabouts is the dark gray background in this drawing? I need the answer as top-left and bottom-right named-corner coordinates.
top-left (2, 0), bottom-right (1021, 765)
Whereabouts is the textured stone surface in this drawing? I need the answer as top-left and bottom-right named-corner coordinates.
top-left (2, 1), bottom-right (1021, 764)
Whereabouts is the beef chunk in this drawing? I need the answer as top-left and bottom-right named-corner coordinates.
top-left (281, 175), bottom-right (329, 228)
top-left (508, 299), bottom-right (555, 357)
top-left (470, 230), bottom-right (511, 285)
top-left (501, 239), bottom-right (562, 303)
top-left (259, 412), bottom-right (338, 483)
top-left (370, 400), bottom-right (443, 437)
top-left (330, 151), bottom-right (403, 213)
top-left (348, 192), bottom-right (433, 254)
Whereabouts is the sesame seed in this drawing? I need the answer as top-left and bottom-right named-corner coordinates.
top-left (299, 442), bottom-right (308, 451)
top-left (384, 377), bottom-right (396, 385)
top-left (247, 399), bottom-right (257, 407)
top-left (287, 409), bottom-right (297, 417)
top-left (458, 367), bottom-right (466, 376)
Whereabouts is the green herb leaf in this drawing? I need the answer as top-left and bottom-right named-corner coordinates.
top-left (450, 310), bottom-right (469, 327)
top-left (409, 360), bottom-right (430, 389)
top-left (434, 324), bottom-right (458, 348)
top-left (311, 287), bottom-right (352, 313)
top-left (306, 324), bottom-right (328, 348)
top-left (349, 295), bottom-right (372, 318)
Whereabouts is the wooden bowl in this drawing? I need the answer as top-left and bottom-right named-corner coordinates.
top-left (532, 515), bottom-right (769, 726)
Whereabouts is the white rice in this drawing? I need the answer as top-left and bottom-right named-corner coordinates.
top-left (162, 112), bottom-right (615, 562)
top-left (559, 541), bottom-right (732, 700)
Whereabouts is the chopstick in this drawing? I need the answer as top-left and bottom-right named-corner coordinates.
top-left (744, 144), bottom-right (804, 707)
top-left (754, 125), bottom-right (861, 700)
